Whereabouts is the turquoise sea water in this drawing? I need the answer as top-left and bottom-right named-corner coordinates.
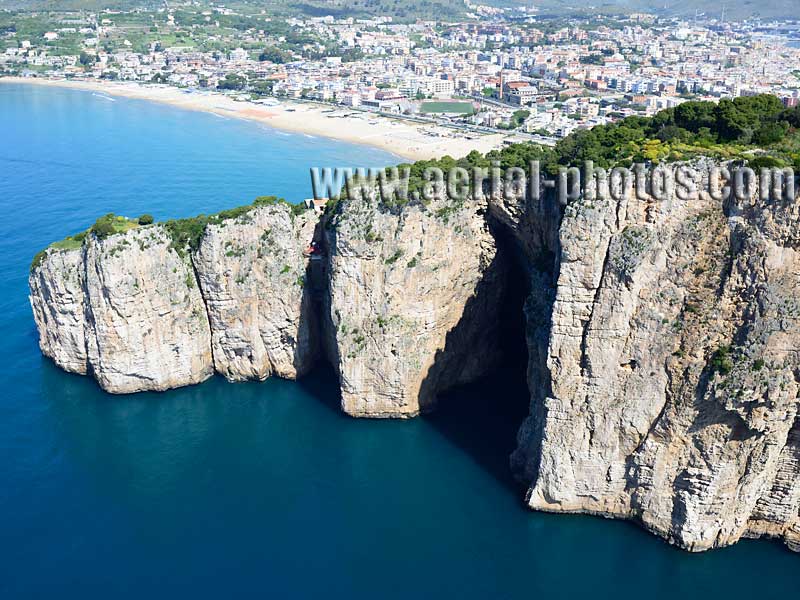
top-left (0, 83), bottom-right (797, 598)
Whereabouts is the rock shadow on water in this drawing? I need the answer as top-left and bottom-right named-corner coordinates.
top-left (422, 366), bottom-right (531, 497)
top-left (418, 232), bottom-right (534, 497)
top-left (294, 363), bottom-right (344, 416)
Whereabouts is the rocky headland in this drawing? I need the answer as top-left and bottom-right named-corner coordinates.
top-left (29, 170), bottom-right (800, 554)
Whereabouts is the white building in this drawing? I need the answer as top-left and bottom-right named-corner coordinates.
top-left (229, 48), bottom-right (249, 62)
top-left (420, 77), bottom-right (454, 97)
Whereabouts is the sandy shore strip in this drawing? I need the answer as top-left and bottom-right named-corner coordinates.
top-left (0, 76), bottom-right (512, 161)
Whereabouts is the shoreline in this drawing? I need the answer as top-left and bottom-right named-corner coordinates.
top-left (0, 76), bottom-right (511, 161)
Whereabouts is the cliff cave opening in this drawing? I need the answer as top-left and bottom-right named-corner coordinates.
top-left (422, 223), bottom-right (534, 494)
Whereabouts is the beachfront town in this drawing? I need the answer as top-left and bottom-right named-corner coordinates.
top-left (2, 4), bottom-right (800, 141)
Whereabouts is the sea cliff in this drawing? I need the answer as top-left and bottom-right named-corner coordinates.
top-left (29, 177), bottom-right (800, 554)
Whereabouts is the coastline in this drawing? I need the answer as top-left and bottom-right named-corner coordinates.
top-left (0, 76), bottom-right (510, 161)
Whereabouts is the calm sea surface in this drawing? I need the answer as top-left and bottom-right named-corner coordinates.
top-left (0, 83), bottom-right (797, 599)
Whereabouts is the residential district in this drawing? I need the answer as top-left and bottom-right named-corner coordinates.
top-left (2, 3), bottom-right (799, 141)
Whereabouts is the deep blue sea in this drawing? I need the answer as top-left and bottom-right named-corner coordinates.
top-left (0, 83), bottom-right (797, 599)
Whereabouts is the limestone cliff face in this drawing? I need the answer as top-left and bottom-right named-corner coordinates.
top-left (29, 227), bottom-right (215, 392)
top-left (323, 194), bottom-right (505, 417)
top-left (510, 182), bottom-right (800, 553)
top-left (193, 205), bottom-right (318, 382)
top-left (82, 227), bottom-right (214, 393)
top-left (29, 246), bottom-right (88, 375)
top-left (29, 206), bottom-right (317, 393)
top-left (29, 178), bottom-right (800, 553)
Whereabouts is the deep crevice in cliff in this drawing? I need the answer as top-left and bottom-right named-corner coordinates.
top-left (306, 218), bottom-right (338, 377)
top-left (187, 251), bottom-right (218, 371)
top-left (421, 222), bottom-right (533, 494)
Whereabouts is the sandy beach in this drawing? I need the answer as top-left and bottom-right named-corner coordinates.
top-left (0, 76), bottom-right (511, 161)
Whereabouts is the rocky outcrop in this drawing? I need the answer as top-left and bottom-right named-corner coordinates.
top-left (323, 194), bottom-right (505, 417)
top-left (29, 245), bottom-right (88, 375)
top-left (29, 175), bottom-right (800, 554)
top-left (82, 226), bottom-right (214, 393)
top-left (194, 205), bottom-right (318, 381)
top-left (509, 179), bottom-right (800, 553)
top-left (30, 205), bottom-right (316, 393)
top-left (30, 226), bottom-right (215, 393)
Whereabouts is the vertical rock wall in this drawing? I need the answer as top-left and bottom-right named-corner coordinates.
top-left (193, 205), bottom-right (318, 381)
top-left (29, 205), bottom-right (317, 394)
top-left (81, 226), bottom-right (214, 393)
top-left (510, 181), bottom-right (800, 552)
top-left (323, 194), bottom-right (505, 417)
top-left (29, 180), bottom-right (800, 553)
top-left (29, 246), bottom-right (88, 375)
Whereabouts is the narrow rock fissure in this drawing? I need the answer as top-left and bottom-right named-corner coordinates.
top-left (579, 238), bottom-right (613, 378)
top-left (79, 242), bottom-right (96, 378)
top-left (187, 251), bottom-right (217, 371)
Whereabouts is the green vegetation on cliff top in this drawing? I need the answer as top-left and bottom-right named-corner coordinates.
top-left (30, 213), bottom-right (140, 270)
top-left (402, 94), bottom-right (800, 181)
top-left (31, 195), bottom-right (305, 271)
top-left (383, 94), bottom-right (800, 207)
top-left (32, 95), bottom-right (800, 270)
top-left (545, 94), bottom-right (800, 170)
top-left (163, 195), bottom-right (306, 256)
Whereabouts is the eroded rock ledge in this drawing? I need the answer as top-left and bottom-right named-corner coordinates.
top-left (29, 183), bottom-right (800, 554)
